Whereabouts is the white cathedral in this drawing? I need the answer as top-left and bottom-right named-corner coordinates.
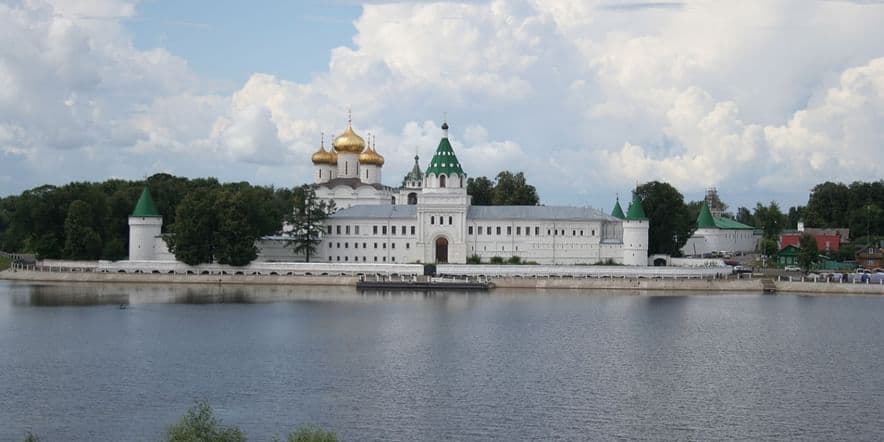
top-left (127, 118), bottom-right (650, 266)
top-left (308, 118), bottom-right (649, 265)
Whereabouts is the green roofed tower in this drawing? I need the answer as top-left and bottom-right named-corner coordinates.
top-left (697, 201), bottom-right (716, 228)
top-left (611, 197), bottom-right (626, 219)
top-left (425, 122), bottom-right (465, 177)
top-left (626, 191), bottom-right (647, 220)
top-left (132, 187), bottom-right (161, 217)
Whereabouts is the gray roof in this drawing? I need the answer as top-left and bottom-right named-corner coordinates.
top-left (331, 205), bottom-right (417, 220)
top-left (330, 204), bottom-right (620, 221)
top-left (318, 177), bottom-right (392, 191)
top-left (468, 205), bottom-right (618, 221)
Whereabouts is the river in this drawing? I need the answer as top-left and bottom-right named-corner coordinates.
top-left (1, 281), bottom-right (883, 441)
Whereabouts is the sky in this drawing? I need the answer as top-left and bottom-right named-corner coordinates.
top-left (1, 0), bottom-right (883, 211)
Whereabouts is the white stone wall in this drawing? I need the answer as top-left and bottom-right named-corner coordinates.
top-left (318, 219), bottom-right (421, 264)
top-left (336, 152), bottom-right (360, 179)
top-left (128, 216), bottom-right (163, 260)
top-left (681, 228), bottom-right (757, 256)
top-left (315, 184), bottom-right (394, 210)
top-left (464, 219), bottom-right (623, 264)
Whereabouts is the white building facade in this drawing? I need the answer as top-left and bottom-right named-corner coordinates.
top-left (312, 120), bottom-right (649, 265)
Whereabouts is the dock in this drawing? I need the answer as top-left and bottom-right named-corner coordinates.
top-left (761, 278), bottom-right (777, 293)
top-left (357, 275), bottom-right (492, 291)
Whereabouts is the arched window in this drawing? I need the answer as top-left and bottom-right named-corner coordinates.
top-left (407, 192), bottom-right (417, 205)
top-left (439, 174), bottom-right (447, 188)
top-left (459, 176), bottom-right (463, 187)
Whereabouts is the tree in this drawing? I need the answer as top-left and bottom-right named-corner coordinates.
top-left (635, 181), bottom-right (694, 256)
top-left (284, 426), bottom-right (338, 442)
top-left (285, 185), bottom-right (334, 262)
top-left (798, 233), bottom-right (819, 272)
top-left (466, 176), bottom-right (494, 205)
top-left (753, 201), bottom-right (786, 240)
top-left (166, 188), bottom-right (221, 265)
top-left (736, 207), bottom-right (755, 226)
top-left (759, 238), bottom-right (779, 258)
top-left (214, 191), bottom-right (259, 266)
top-left (492, 171), bottom-right (539, 205)
top-left (167, 401), bottom-right (245, 442)
top-left (63, 200), bottom-right (103, 260)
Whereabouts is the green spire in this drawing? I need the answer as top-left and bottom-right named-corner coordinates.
top-left (696, 201), bottom-right (716, 228)
top-left (403, 154), bottom-right (424, 185)
top-left (131, 187), bottom-right (161, 217)
top-left (425, 124), bottom-right (465, 176)
top-left (626, 191), bottom-right (647, 220)
top-left (611, 197), bottom-right (625, 219)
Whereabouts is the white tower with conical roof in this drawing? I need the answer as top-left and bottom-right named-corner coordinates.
top-left (128, 187), bottom-right (163, 261)
top-left (622, 190), bottom-right (649, 266)
top-left (417, 121), bottom-right (471, 264)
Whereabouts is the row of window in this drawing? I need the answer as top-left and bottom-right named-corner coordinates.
top-left (329, 256), bottom-right (398, 262)
top-left (467, 226), bottom-right (596, 237)
top-left (329, 242), bottom-right (410, 250)
top-left (329, 225), bottom-right (416, 236)
top-left (429, 215), bottom-right (454, 225)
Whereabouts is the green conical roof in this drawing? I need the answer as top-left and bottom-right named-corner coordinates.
top-left (611, 198), bottom-right (625, 219)
top-left (403, 154), bottom-right (424, 184)
top-left (697, 201), bottom-right (716, 228)
top-left (626, 192), bottom-right (647, 220)
top-left (425, 137), bottom-right (465, 176)
top-left (131, 187), bottom-right (161, 217)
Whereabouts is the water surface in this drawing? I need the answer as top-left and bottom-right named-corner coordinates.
top-left (1, 281), bottom-right (883, 441)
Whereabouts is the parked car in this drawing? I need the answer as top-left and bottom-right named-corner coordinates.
top-left (783, 265), bottom-right (801, 272)
top-left (733, 265), bottom-right (753, 274)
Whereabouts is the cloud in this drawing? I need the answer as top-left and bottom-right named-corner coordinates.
top-left (1, 0), bottom-right (884, 212)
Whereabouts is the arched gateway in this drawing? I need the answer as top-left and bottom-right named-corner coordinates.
top-left (435, 236), bottom-right (449, 263)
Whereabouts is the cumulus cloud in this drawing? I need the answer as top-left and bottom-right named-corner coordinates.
top-left (1, 0), bottom-right (884, 210)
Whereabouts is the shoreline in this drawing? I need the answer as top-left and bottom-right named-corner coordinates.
top-left (3, 269), bottom-right (883, 295)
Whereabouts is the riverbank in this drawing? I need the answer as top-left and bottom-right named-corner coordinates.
top-left (4, 269), bottom-right (883, 295)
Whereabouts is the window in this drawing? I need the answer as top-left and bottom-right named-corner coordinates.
top-left (592, 229), bottom-right (595, 236)
top-left (363, 242), bottom-right (366, 248)
top-left (374, 256), bottom-right (378, 262)
top-left (346, 225), bottom-right (350, 235)
top-left (431, 216), bottom-right (435, 225)
top-left (363, 257), bottom-right (367, 262)
top-left (547, 229), bottom-right (551, 236)
top-left (345, 256), bottom-right (348, 261)
top-left (469, 226), bottom-right (474, 235)
top-left (507, 226), bottom-right (512, 235)
top-left (402, 225), bottom-right (406, 235)
top-left (516, 226), bottom-right (521, 235)
top-left (354, 243), bottom-right (358, 249)
top-left (535, 227), bottom-right (540, 235)
top-left (327, 226), bottom-right (332, 234)
top-left (526, 227), bottom-right (530, 236)
top-left (572, 230), bottom-right (576, 236)
top-left (383, 243), bottom-right (386, 249)
top-left (355, 226), bottom-right (360, 235)
top-left (336, 256), bottom-right (340, 261)
top-left (440, 175), bottom-right (447, 187)
top-left (439, 216), bottom-right (443, 225)
top-left (328, 243), bottom-right (332, 248)
top-left (391, 257), bottom-right (396, 262)
top-left (336, 225), bottom-right (341, 235)
top-left (580, 230), bottom-right (583, 236)
top-left (328, 256), bottom-right (332, 261)
top-left (373, 225), bottom-right (378, 235)
top-left (411, 226), bottom-right (415, 235)
top-left (373, 243), bottom-right (378, 249)
top-left (496, 227), bottom-right (501, 235)
top-left (449, 216), bottom-right (453, 225)
top-left (382, 256), bottom-right (387, 262)
top-left (382, 226), bottom-right (387, 234)
top-left (336, 243), bottom-right (340, 248)
top-left (392, 243), bottom-right (396, 249)
top-left (487, 226), bottom-right (491, 235)
top-left (406, 243), bottom-right (410, 249)
top-left (392, 226), bottom-right (397, 235)
top-left (344, 242), bottom-right (348, 248)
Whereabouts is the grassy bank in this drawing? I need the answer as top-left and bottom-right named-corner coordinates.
top-left (0, 256), bottom-right (10, 272)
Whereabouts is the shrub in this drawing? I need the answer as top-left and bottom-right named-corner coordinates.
top-left (167, 401), bottom-right (245, 442)
top-left (23, 432), bottom-right (39, 442)
top-left (285, 425), bottom-right (338, 442)
top-left (489, 256), bottom-right (504, 264)
top-left (506, 255), bottom-right (522, 264)
top-left (466, 254), bottom-right (482, 264)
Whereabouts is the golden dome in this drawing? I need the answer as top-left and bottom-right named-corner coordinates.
top-left (311, 137), bottom-right (336, 165)
top-left (359, 146), bottom-right (385, 166)
top-left (333, 123), bottom-right (365, 154)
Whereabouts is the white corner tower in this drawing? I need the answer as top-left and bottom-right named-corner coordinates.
top-left (622, 190), bottom-right (649, 266)
top-left (128, 187), bottom-right (163, 261)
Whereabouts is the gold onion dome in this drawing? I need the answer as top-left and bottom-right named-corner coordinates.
top-left (359, 135), bottom-right (384, 166)
top-left (311, 135), bottom-right (336, 165)
top-left (333, 122), bottom-right (365, 154)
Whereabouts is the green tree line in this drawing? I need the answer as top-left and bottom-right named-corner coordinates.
top-left (0, 174), bottom-right (293, 262)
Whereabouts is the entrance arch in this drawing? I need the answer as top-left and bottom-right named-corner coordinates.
top-left (435, 236), bottom-right (449, 263)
